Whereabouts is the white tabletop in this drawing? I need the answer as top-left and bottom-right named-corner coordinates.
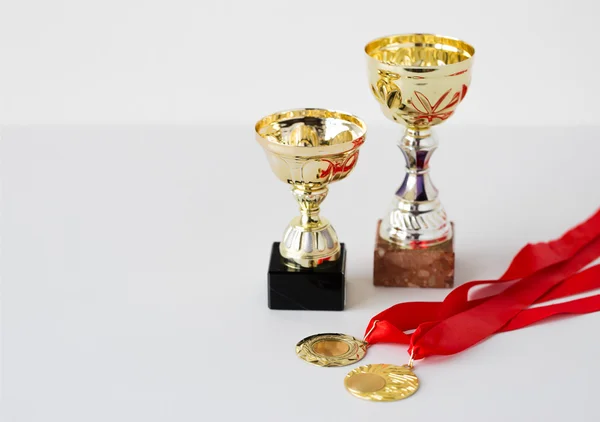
top-left (2, 125), bottom-right (599, 421)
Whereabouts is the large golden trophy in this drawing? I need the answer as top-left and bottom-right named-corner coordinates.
top-left (365, 34), bottom-right (475, 287)
top-left (255, 108), bottom-right (367, 309)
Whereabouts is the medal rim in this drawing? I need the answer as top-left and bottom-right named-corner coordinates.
top-left (344, 363), bottom-right (420, 401)
top-left (295, 333), bottom-right (367, 367)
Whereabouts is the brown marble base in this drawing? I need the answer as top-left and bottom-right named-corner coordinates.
top-left (373, 220), bottom-right (455, 288)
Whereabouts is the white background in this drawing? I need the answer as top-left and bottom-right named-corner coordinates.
top-left (2, 125), bottom-right (600, 421)
top-left (2, 1), bottom-right (600, 422)
top-left (0, 0), bottom-right (599, 126)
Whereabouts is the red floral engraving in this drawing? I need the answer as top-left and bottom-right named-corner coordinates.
top-left (318, 152), bottom-right (359, 179)
top-left (352, 136), bottom-right (365, 148)
top-left (409, 84), bottom-right (468, 123)
top-left (449, 69), bottom-right (468, 77)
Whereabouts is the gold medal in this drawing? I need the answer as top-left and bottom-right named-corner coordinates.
top-left (344, 364), bottom-right (419, 401)
top-left (295, 333), bottom-right (367, 367)
top-left (296, 324), bottom-right (421, 401)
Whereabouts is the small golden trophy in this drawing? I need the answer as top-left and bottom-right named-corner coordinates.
top-left (365, 34), bottom-right (475, 287)
top-left (255, 108), bottom-right (367, 310)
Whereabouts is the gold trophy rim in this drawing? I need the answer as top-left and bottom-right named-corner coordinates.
top-left (364, 33), bottom-right (476, 71)
top-left (255, 107), bottom-right (367, 159)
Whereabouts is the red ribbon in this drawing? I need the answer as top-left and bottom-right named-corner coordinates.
top-left (364, 208), bottom-right (600, 361)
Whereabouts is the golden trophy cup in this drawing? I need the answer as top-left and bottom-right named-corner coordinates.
top-left (255, 108), bottom-right (367, 310)
top-left (365, 34), bottom-right (475, 287)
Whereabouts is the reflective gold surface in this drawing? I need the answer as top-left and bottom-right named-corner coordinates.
top-left (366, 34), bottom-right (473, 67)
top-left (344, 364), bottom-right (419, 401)
top-left (365, 34), bottom-right (474, 128)
top-left (295, 333), bottom-right (367, 367)
top-left (345, 372), bottom-right (386, 393)
top-left (255, 109), bottom-right (367, 268)
top-left (312, 340), bottom-right (350, 356)
top-left (256, 109), bottom-right (366, 162)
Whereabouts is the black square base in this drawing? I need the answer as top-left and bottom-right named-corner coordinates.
top-left (268, 242), bottom-right (346, 311)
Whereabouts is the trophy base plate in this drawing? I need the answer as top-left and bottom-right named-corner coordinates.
top-left (373, 220), bottom-right (454, 288)
top-left (268, 242), bottom-right (346, 311)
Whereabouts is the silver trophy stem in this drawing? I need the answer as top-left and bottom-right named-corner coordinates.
top-left (379, 127), bottom-right (452, 248)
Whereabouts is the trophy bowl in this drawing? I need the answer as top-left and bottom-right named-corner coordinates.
top-left (365, 34), bottom-right (474, 129)
top-left (255, 108), bottom-right (367, 268)
top-left (365, 34), bottom-right (475, 249)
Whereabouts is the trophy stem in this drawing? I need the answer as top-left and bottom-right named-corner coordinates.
top-left (291, 186), bottom-right (327, 227)
top-left (280, 186), bottom-right (340, 268)
top-left (398, 128), bottom-right (439, 203)
top-left (379, 127), bottom-right (452, 248)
